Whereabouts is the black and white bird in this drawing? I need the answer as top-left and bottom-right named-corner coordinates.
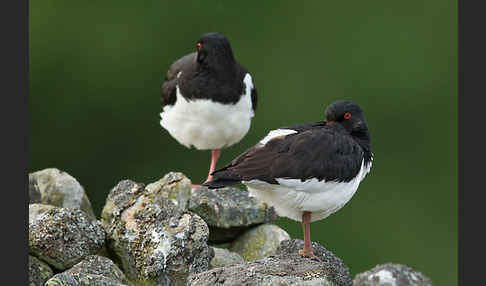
top-left (204, 100), bottom-right (373, 259)
top-left (160, 32), bottom-right (258, 186)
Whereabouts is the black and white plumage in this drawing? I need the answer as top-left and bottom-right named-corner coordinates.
top-left (204, 100), bottom-right (373, 259)
top-left (160, 32), bottom-right (258, 184)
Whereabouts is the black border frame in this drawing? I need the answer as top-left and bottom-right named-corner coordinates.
top-left (3, 0), bottom-right (29, 283)
top-left (459, 0), bottom-right (485, 285)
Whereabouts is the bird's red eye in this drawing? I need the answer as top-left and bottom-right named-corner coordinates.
top-left (344, 112), bottom-right (352, 119)
top-left (197, 42), bottom-right (202, 51)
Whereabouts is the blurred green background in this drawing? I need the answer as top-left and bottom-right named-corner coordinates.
top-left (29, 1), bottom-right (457, 285)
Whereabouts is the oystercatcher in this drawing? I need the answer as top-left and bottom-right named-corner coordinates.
top-left (204, 100), bottom-right (373, 259)
top-left (160, 32), bottom-right (258, 186)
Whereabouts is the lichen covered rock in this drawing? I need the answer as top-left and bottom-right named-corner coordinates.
top-left (101, 179), bottom-right (213, 286)
top-left (189, 186), bottom-right (279, 243)
top-left (29, 168), bottom-right (95, 218)
top-left (45, 255), bottom-right (128, 286)
top-left (67, 255), bottom-right (127, 283)
top-left (188, 246), bottom-right (351, 286)
top-left (45, 273), bottom-right (127, 286)
top-left (29, 255), bottom-right (54, 286)
top-left (210, 247), bottom-right (245, 269)
top-left (29, 206), bottom-right (105, 270)
top-left (100, 180), bottom-right (146, 226)
top-left (29, 203), bottom-right (56, 225)
top-left (353, 263), bottom-right (434, 286)
top-left (230, 224), bottom-right (290, 261)
top-left (145, 172), bottom-right (192, 210)
top-left (277, 239), bottom-right (352, 286)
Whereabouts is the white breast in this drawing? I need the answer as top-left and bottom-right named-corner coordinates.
top-left (243, 159), bottom-right (370, 222)
top-left (160, 73), bottom-right (255, 150)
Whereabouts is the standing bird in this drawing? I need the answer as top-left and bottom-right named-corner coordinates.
top-left (160, 32), bottom-right (258, 187)
top-left (204, 101), bottom-right (373, 259)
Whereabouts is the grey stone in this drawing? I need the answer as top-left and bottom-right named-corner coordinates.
top-left (100, 180), bottom-right (146, 227)
top-left (45, 273), bottom-right (127, 286)
top-left (277, 239), bottom-right (352, 286)
top-left (230, 224), bottom-right (290, 261)
top-left (188, 250), bottom-right (350, 286)
top-left (29, 177), bottom-right (42, 204)
top-left (29, 168), bottom-right (95, 218)
top-left (29, 206), bottom-right (106, 270)
top-left (353, 263), bottom-right (434, 286)
top-left (210, 247), bottom-right (245, 269)
top-left (101, 179), bottom-right (213, 286)
top-left (99, 180), bottom-right (145, 227)
top-left (29, 255), bottom-right (54, 286)
top-left (29, 203), bottom-right (57, 225)
top-left (144, 172), bottom-right (192, 210)
top-left (67, 255), bottom-right (127, 283)
top-left (188, 186), bottom-right (279, 243)
top-left (45, 255), bottom-right (129, 286)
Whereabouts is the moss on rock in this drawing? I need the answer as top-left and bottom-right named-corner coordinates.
top-left (230, 224), bottom-right (290, 261)
top-left (210, 247), bottom-right (245, 269)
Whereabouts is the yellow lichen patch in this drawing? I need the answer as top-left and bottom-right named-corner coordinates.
top-left (121, 195), bottom-right (148, 233)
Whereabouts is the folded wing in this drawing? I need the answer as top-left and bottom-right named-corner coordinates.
top-left (206, 122), bottom-right (365, 188)
top-left (161, 52), bottom-right (196, 106)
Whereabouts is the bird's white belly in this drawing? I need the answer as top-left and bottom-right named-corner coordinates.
top-left (160, 74), bottom-right (255, 150)
top-left (244, 160), bottom-right (370, 222)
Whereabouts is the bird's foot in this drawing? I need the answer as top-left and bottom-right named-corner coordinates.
top-left (298, 249), bottom-right (322, 263)
top-left (191, 184), bottom-right (203, 189)
top-left (203, 175), bottom-right (213, 184)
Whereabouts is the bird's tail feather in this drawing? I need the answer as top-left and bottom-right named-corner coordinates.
top-left (203, 179), bottom-right (240, 189)
top-left (203, 169), bottom-right (242, 189)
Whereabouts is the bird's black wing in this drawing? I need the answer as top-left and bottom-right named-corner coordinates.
top-left (205, 124), bottom-right (364, 188)
top-left (278, 121), bottom-right (327, 132)
top-left (161, 52), bottom-right (196, 106)
top-left (250, 86), bottom-right (258, 112)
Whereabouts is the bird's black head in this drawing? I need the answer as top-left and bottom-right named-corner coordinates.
top-left (196, 32), bottom-right (236, 71)
top-left (325, 100), bottom-right (370, 136)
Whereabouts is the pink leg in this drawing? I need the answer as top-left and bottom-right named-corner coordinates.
top-left (204, 149), bottom-right (220, 183)
top-left (298, 211), bottom-right (321, 262)
top-left (192, 149), bottom-right (221, 189)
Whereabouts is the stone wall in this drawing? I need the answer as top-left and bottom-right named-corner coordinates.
top-left (28, 168), bottom-right (434, 286)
